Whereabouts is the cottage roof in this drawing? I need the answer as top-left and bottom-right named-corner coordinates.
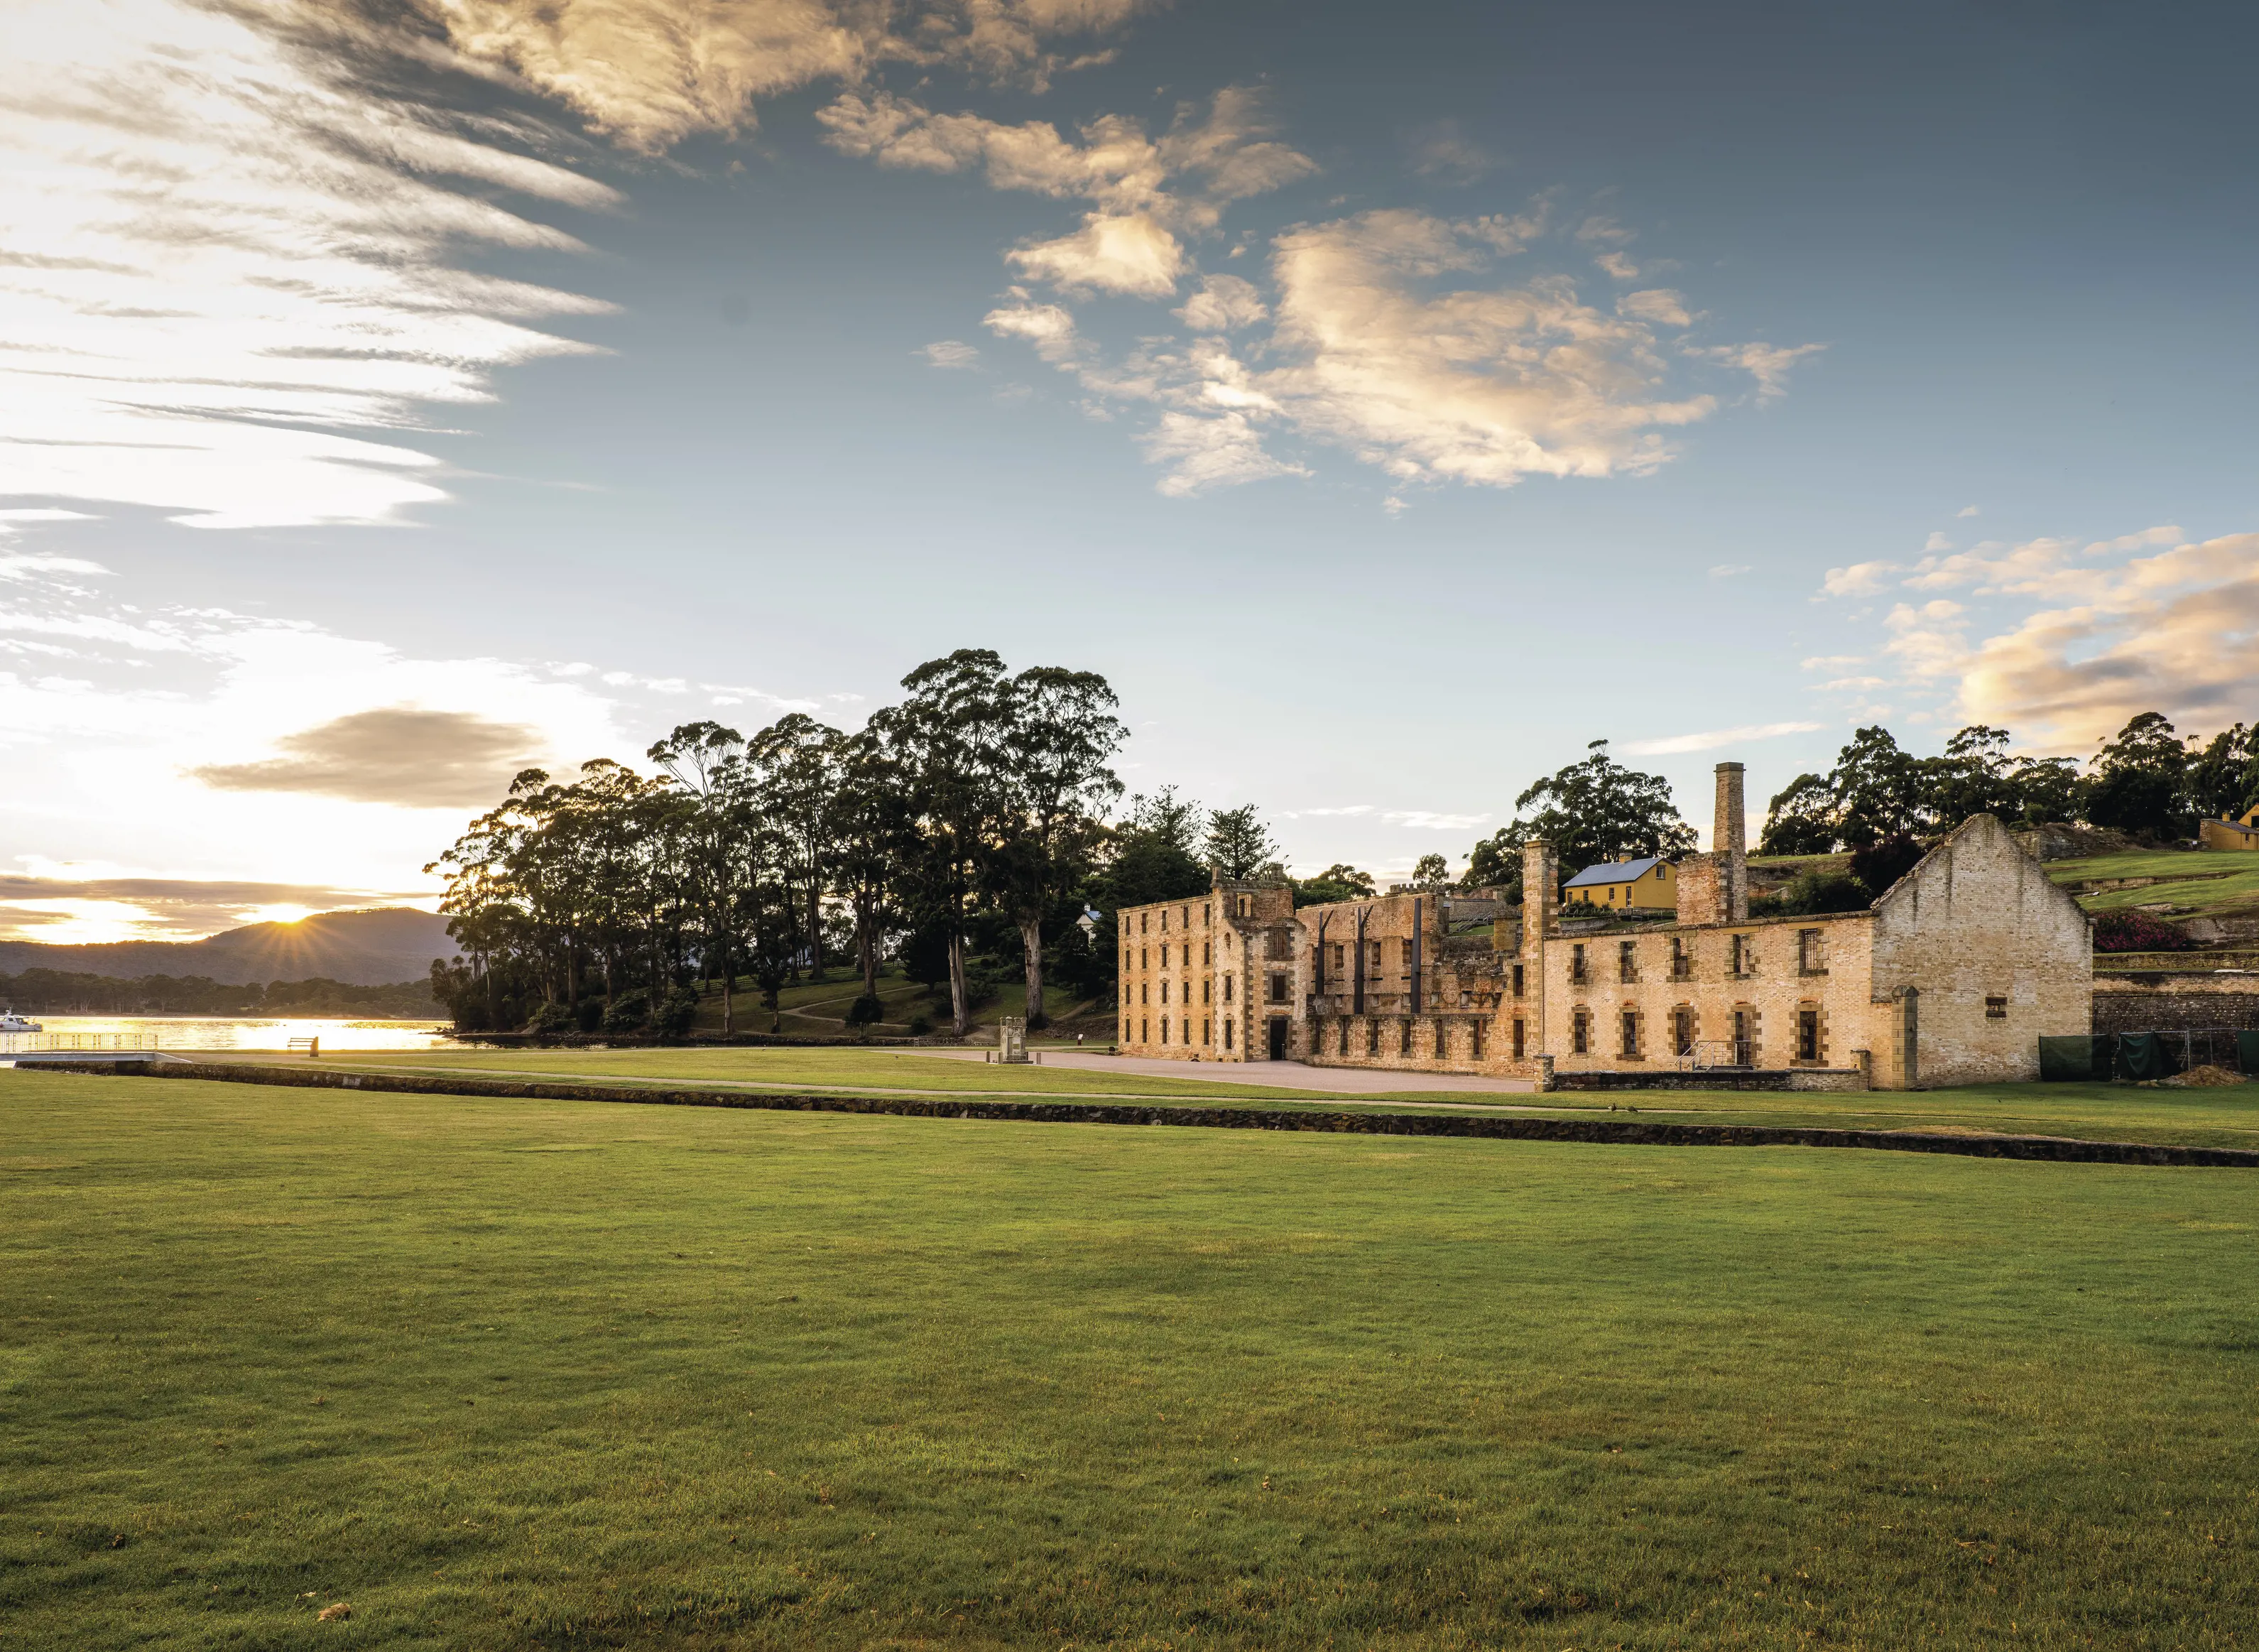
top-left (1563, 855), bottom-right (1667, 890)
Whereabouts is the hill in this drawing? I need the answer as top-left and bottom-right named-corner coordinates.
top-left (0, 906), bottom-right (457, 987)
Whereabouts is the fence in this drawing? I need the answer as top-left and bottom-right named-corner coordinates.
top-left (0, 1031), bottom-right (162, 1053)
top-left (2038, 1029), bottom-right (2259, 1081)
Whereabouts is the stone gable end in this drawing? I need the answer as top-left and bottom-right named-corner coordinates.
top-left (1868, 813), bottom-right (2093, 1086)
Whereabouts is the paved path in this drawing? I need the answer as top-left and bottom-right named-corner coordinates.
top-left (918, 1048), bottom-right (1537, 1094)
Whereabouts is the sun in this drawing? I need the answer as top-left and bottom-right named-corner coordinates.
top-left (242, 904), bottom-right (317, 927)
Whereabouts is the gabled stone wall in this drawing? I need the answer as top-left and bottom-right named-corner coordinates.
top-left (1866, 814), bottom-right (2092, 1087)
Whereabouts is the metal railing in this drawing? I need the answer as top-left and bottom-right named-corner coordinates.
top-left (0, 1031), bottom-right (162, 1051)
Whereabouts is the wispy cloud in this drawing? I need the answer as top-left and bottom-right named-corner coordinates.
top-left (920, 339), bottom-right (981, 368)
top-left (1619, 722), bottom-right (1823, 756)
top-left (0, 0), bottom-right (616, 530)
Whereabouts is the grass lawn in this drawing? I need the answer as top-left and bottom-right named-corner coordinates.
top-left (6, 1070), bottom-right (2259, 1649)
top-left (263, 1045), bottom-right (2259, 1151)
top-left (686, 967), bottom-right (1101, 1040)
top-left (2043, 849), bottom-right (2259, 917)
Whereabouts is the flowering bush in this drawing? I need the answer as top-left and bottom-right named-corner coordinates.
top-left (2092, 908), bottom-right (2197, 952)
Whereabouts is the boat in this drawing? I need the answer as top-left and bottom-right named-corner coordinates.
top-left (0, 1009), bottom-right (43, 1033)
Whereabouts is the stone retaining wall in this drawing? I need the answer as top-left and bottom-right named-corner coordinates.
top-left (33, 1058), bottom-right (2257, 1170)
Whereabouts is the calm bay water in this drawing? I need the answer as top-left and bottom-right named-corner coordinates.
top-left (1, 1016), bottom-right (455, 1055)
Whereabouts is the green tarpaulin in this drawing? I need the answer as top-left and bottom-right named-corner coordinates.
top-left (2116, 1031), bottom-right (2182, 1082)
top-left (2238, 1032), bottom-right (2259, 1076)
top-left (2038, 1036), bottom-right (2106, 1081)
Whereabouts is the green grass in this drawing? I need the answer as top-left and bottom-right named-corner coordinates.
top-left (4, 1070), bottom-right (2258, 1649)
top-left (685, 966), bottom-right (1101, 1040)
top-left (263, 1045), bottom-right (2259, 1150)
top-left (2045, 849), bottom-right (2259, 916)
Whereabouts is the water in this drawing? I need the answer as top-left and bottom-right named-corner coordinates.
top-left (0, 1015), bottom-right (455, 1058)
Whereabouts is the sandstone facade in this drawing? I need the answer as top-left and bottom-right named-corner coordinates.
top-left (1118, 760), bottom-right (2094, 1089)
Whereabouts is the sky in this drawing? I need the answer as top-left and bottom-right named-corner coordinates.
top-left (3, 0), bottom-right (2257, 943)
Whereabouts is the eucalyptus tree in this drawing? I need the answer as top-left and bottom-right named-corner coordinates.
top-left (995, 664), bottom-right (1125, 1028)
top-left (647, 720), bottom-right (751, 1034)
top-left (832, 727), bottom-right (914, 1010)
top-left (869, 650), bottom-right (1014, 1037)
top-left (746, 712), bottom-right (846, 984)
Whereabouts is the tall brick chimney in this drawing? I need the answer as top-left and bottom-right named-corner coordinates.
top-left (1714, 761), bottom-right (1748, 923)
top-left (1522, 839), bottom-right (1559, 947)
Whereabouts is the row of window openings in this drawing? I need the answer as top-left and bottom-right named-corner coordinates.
top-left (1135, 903), bottom-right (1216, 935)
top-left (1562, 930), bottom-right (1831, 987)
top-left (1127, 973), bottom-right (1293, 1006)
top-left (1319, 1016), bottom-right (1487, 1060)
top-left (1130, 1016), bottom-right (1234, 1050)
top-left (1126, 941), bottom-right (1221, 969)
top-left (1562, 1005), bottom-right (1825, 1063)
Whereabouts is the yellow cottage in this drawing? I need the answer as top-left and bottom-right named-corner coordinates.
top-left (1561, 855), bottom-right (1678, 910)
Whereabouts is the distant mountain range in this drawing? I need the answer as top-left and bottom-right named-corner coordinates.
top-left (0, 907), bottom-right (459, 987)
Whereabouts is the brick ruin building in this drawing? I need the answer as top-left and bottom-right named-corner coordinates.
top-left (1114, 761), bottom-right (2094, 1089)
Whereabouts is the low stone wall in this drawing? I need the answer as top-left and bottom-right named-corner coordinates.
top-left (1551, 1067), bottom-right (1867, 1093)
top-left (30, 1058), bottom-right (2258, 1169)
top-left (2093, 973), bottom-right (2259, 1033)
top-left (460, 1031), bottom-right (952, 1050)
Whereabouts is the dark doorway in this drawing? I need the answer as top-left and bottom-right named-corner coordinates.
top-left (1267, 1017), bottom-right (1289, 1061)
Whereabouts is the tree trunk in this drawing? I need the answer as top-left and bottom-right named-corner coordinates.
top-left (807, 877), bottom-right (824, 982)
top-left (947, 930), bottom-right (969, 1037)
top-left (1018, 913), bottom-right (1046, 1029)
top-left (719, 938), bottom-right (734, 1036)
top-left (856, 901), bottom-right (879, 998)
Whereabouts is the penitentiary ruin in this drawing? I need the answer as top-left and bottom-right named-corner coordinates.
top-left (1114, 761), bottom-right (2094, 1090)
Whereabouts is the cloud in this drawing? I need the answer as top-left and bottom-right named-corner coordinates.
top-left (1618, 722), bottom-right (1824, 756)
top-left (0, 872), bottom-right (425, 943)
top-left (819, 85), bottom-right (1313, 298)
top-left (1404, 119), bottom-right (1497, 184)
top-left (1142, 411), bottom-right (1308, 496)
top-left (1819, 676), bottom-right (1887, 691)
top-left (1618, 288), bottom-right (1694, 327)
top-left (190, 707), bottom-right (545, 808)
top-left (412, 0), bottom-right (1152, 153)
top-left (1251, 210), bottom-right (1718, 488)
top-left (1924, 531), bottom-right (1953, 552)
top-left (983, 296), bottom-right (1085, 364)
top-left (920, 339), bottom-right (981, 367)
top-left (1175, 274), bottom-right (1267, 332)
top-left (1687, 340), bottom-right (1825, 402)
top-left (1820, 560), bottom-right (1899, 598)
top-left (1956, 505), bottom-right (1980, 517)
top-left (1707, 563), bottom-right (1751, 578)
top-left (1800, 656), bottom-right (1866, 670)
top-left (1011, 212), bottom-right (1185, 295)
top-left (0, 0), bottom-right (616, 530)
top-left (1594, 251), bottom-right (1640, 281)
top-left (1865, 529), bottom-right (2259, 751)
top-left (1383, 810), bottom-right (1491, 831)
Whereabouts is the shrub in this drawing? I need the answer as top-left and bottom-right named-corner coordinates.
top-left (2092, 908), bottom-right (2196, 952)
top-left (652, 988), bottom-right (700, 1035)
top-left (1850, 836), bottom-right (1926, 895)
top-left (844, 993), bottom-right (885, 1028)
top-left (908, 1014), bottom-right (932, 1036)
top-left (1780, 869), bottom-right (1873, 915)
top-left (599, 989), bottom-right (651, 1033)
top-left (523, 1001), bottom-right (575, 1035)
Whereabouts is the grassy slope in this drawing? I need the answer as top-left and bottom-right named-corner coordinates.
top-left (687, 966), bottom-right (1098, 1039)
top-left (4, 1070), bottom-right (2258, 1651)
top-left (286, 1046), bottom-right (2259, 1149)
top-left (2044, 849), bottom-right (2259, 916)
